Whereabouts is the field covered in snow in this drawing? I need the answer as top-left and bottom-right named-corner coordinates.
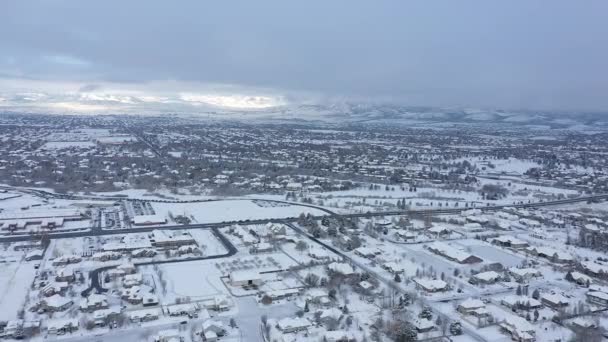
top-left (153, 199), bottom-right (329, 224)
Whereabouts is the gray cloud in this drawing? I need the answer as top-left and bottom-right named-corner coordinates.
top-left (1, 0), bottom-right (607, 111)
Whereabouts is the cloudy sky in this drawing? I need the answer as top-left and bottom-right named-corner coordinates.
top-left (1, 1), bottom-right (607, 113)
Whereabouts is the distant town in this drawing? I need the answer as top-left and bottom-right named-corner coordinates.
top-left (1, 113), bottom-right (608, 342)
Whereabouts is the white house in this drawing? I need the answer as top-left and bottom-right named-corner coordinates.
top-left (229, 270), bottom-right (263, 287)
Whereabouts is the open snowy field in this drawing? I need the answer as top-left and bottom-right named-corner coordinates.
top-left (189, 229), bottom-right (228, 256)
top-left (153, 199), bottom-right (329, 224)
top-left (0, 260), bottom-right (36, 321)
top-left (40, 141), bottom-right (96, 150)
top-left (141, 260), bottom-right (229, 303)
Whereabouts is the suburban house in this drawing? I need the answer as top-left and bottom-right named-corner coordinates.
top-left (500, 315), bottom-right (535, 342)
top-left (540, 292), bottom-right (570, 309)
top-left (492, 236), bottom-right (529, 249)
top-left (509, 268), bottom-right (542, 283)
top-left (46, 318), bottom-right (78, 335)
top-left (229, 270), bottom-right (263, 287)
top-left (500, 295), bottom-right (542, 311)
top-left (425, 242), bottom-right (482, 264)
top-left (470, 271), bottom-right (501, 285)
top-left (413, 278), bottom-right (448, 293)
top-left (79, 294), bottom-right (109, 312)
top-left (43, 294), bottom-right (73, 312)
top-left (277, 317), bottom-right (311, 333)
top-left (586, 290), bottom-right (608, 306)
top-left (457, 298), bottom-right (489, 317)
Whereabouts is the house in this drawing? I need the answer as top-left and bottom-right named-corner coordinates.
top-left (44, 294), bottom-right (73, 312)
top-left (354, 247), bottom-right (376, 259)
top-left (25, 249), bottom-right (44, 261)
top-left (201, 295), bottom-right (231, 311)
top-left (586, 290), bottom-right (608, 306)
top-left (567, 271), bottom-right (592, 287)
top-left (229, 270), bottom-right (262, 287)
top-left (457, 298), bottom-right (489, 317)
top-left (92, 308), bottom-right (121, 326)
top-left (307, 289), bottom-right (331, 306)
top-left (470, 271), bottom-right (501, 285)
top-left (131, 248), bottom-right (157, 258)
top-left (492, 236), bottom-right (529, 249)
top-left (122, 285), bottom-right (154, 304)
top-left (425, 242), bottom-right (482, 264)
top-left (570, 317), bottom-right (598, 330)
top-left (117, 262), bottom-right (137, 275)
top-left (540, 292), bottom-right (569, 309)
top-left (509, 268), bottom-right (542, 283)
top-left (319, 308), bottom-right (342, 327)
top-left (154, 329), bottom-right (182, 342)
top-left (327, 262), bottom-right (355, 276)
top-left (413, 278), bottom-right (448, 293)
top-left (395, 230), bottom-right (417, 241)
top-left (428, 226), bottom-right (451, 236)
top-left (412, 318), bottom-right (435, 333)
top-left (164, 303), bottom-right (199, 317)
top-left (46, 318), bottom-right (78, 335)
top-left (91, 251), bottom-right (122, 262)
top-left (500, 315), bottom-right (535, 342)
top-left (256, 223), bottom-right (287, 239)
top-left (55, 267), bottom-right (76, 282)
top-left (381, 261), bottom-right (405, 274)
top-left (277, 317), bottom-right (311, 333)
top-left (150, 230), bottom-right (195, 247)
top-left (132, 214), bottom-right (166, 226)
top-left (129, 308), bottom-right (161, 323)
top-left (265, 288), bottom-right (300, 301)
top-left (202, 320), bottom-right (226, 337)
top-left (527, 247), bottom-right (573, 264)
top-left (203, 330), bottom-right (218, 342)
top-left (324, 331), bottom-right (357, 342)
top-left (308, 247), bottom-right (333, 261)
top-left (500, 295), bottom-right (542, 311)
top-left (52, 254), bottom-right (81, 266)
top-left (41, 282), bottom-right (69, 297)
top-left (143, 293), bottom-right (160, 307)
top-left (79, 294), bottom-right (109, 312)
top-left (581, 261), bottom-right (608, 277)
top-left (123, 273), bottom-right (143, 287)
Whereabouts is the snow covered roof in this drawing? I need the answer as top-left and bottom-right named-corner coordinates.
top-left (277, 317), bottom-right (311, 330)
top-left (230, 270), bottom-right (261, 282)
top-left (45, 294), bottom-right (72, 308)
top-left (412, 318), bottom-right (434, 330)
top-left (459, 298), bottom-right (485, 310)
top-left (320, 308), bottom-right (342, 320)
top-left (426, 241), bottom-right (481, 263)
top-left (500, 295), bottom-right (541, 307)
top-left (133, 214), bottom-right (166, 225)
top-left (46, 318), bottom-right (78, 331)
top-left (540, 292), bottom-right (569, 305)
top-left (493, 235), bottom-right (528, 246)
top-left (472, 271), bottom-right (501, 281)
top-left (529, 246), bottom-right (573, 261)
top-left (413, 278), bottom-right (448, 291)
top-left (509, 267), bottom-right (541, 277)
top-left (327, 262), bottom-right (355, 275)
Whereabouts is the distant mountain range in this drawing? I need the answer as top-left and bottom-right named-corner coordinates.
top-left (1, 91), bottom-right (606, 130)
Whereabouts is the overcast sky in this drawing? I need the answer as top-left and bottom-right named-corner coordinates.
top-left (1, 1), bottom-right (607, 112)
